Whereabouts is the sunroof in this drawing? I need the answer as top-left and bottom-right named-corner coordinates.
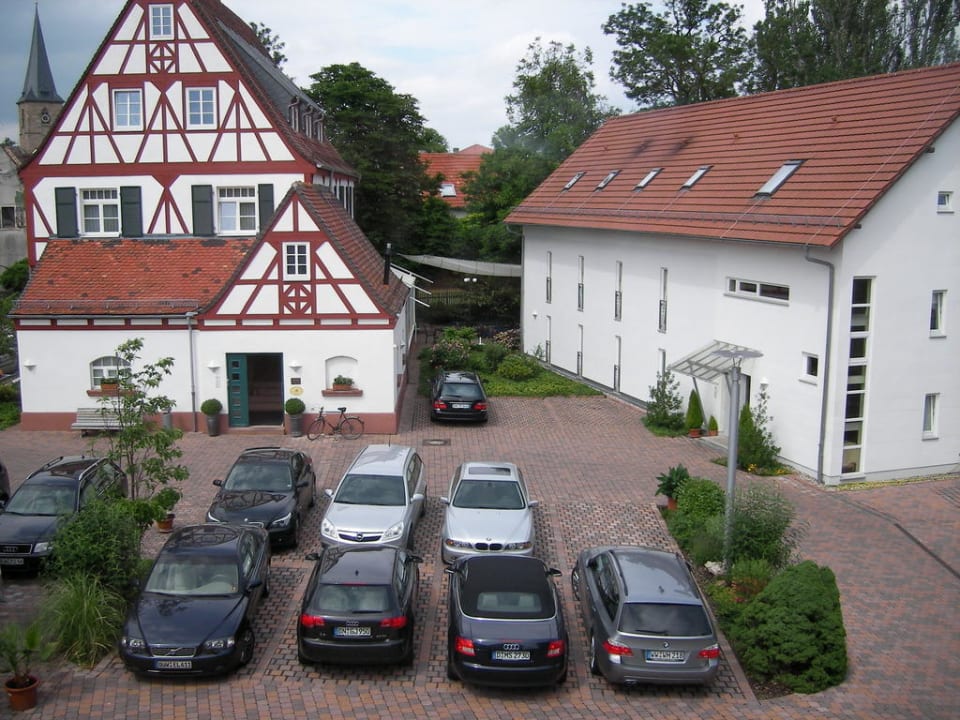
top-left (756, 160), bottom-right (803, 196)
top-left (595, 170), bottom-right (620, 190)
top-left (681, 165), bottom-right (711, 189)
top-left (635, 168), bottom-right (662, 190)
top-left (562, 172), bottom-right (586, 191)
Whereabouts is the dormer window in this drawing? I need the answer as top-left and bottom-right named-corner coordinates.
top-left (635, 168), bottom-right (661, 190)
top-left (440, 182), bottom-right (456, 198)
top-left (757, 160), bottom-right (803, 197)
top-left (149, 5), bottom-right (174, 40)
top-left (596, 170), bottom-right (620, 190)
top-left (681, 166), bottom-right (711, 189)
top-left (562, 172), bottom-right (585, 191)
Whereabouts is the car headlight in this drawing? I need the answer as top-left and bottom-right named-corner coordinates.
top-left (206, 510), bottom-right (222, 522)
top-left (269, 512), bottom-right (292, 529)
top-left (503, 541), bottom-right (532, 551)
top-left (444, 538), bottom-right (472, 550)
top-left (33, 541), bottom-right (52, 554)
top-left (121, 636), bottom-right (146, 651)
top-left (320, 517), bottom-right (337, 539)
top-left (203, 636), bottom-right (236, 652)
top-left (382, 522), bottom-right (404, 542)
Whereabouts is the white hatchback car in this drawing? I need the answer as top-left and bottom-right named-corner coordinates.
top-left (321, 445), bottom-right (426, 549)
top-left (440, 461), bottom-right (537, 563)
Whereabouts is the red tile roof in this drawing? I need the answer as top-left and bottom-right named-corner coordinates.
top-left (421, 147), bottom-right (491, 208)
top-left (286, 183), bottom-right (409, 316)
top-left (507, 64), bottom-right (960, 247)
top-left (13, 238), bottom-right (255, 316)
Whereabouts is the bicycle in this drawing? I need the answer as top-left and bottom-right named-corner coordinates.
top-left (307, 406), bottom-right (365, 441)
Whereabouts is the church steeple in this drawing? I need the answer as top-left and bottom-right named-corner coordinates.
top-left (17, 5), bottom-right (63, 154)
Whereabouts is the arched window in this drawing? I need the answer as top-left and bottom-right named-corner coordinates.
top-left (90, 356), bottom-right (130, 388)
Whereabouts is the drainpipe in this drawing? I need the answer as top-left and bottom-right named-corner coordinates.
top-left (804, 246), bottom-right (834, 484)
top-left (185, 310), bottom-right (199, 433)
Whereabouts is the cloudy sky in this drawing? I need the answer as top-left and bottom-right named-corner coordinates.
top-left (1, 0), bottom-right (766, 151)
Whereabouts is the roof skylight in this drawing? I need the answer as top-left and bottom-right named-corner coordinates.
top-left (596, 170), bottom-right (620, 190)
top-left (440, 182), bottom-right (456, 197)
top-left (681, 166), bottom-right (711, 189)
top-left (634, 168), bottom-right (662, 190)
top-left (756, 160), bottom-right (803, 196)
top-left (562, 172), bottom-right (586, 191)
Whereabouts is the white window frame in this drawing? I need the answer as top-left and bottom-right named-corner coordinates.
top-left (726, 277), bottom-right (790, 303)
top-left (801, 352), bottom-right (819, 383)
top-left (937, 191), bottom-right (953, 213)
top-left (113, 89), bottom-right (143, 130)
top-left (217, 186), bottom-right (257, 233)
top-left (81, 188), bottom-right (120, 236)
top-left (545, 251), bottom-right (552, 304)
top-left (439, 182), bottom-right (456, 197)
top-left (149, 4), bottom-right (174, 40)
top-left (284, 242), bottom-right (310, 280)
top-left (577, 255), bottom-right (585, 312)
top-left (614, 261), bottom-right (623, 321)
top-left (90, 355), bottom-right (131, 389)
top-left (922, 393), bottom-right (938, 438)
top-left (930, 290), bottom-right (945, 337)
top-left (186, 87), bottom-right (216, 129)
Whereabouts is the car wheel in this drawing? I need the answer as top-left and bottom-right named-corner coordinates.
top-left (237, 626), bottom-right (255, 666)
top-left (446, 653), bottom-right (458, 681)
top-left (589, 634), bottom-right (601, 676)
top-left (308, 479), bottom-right (317, 508)
top-left (290, 516), bottom-right (300, 548)
top-left (571, 567), bottom-right (580, 600)
top-left (557, 667), bottom-right (568, 685)
top-left (262, 574), bottom-right (271, 598)
top-left (298, 647), bottom-right (313, 666)
top-left (400, 636), bottom-right (415, 666)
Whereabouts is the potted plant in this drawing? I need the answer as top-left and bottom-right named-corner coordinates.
top-left (332, 375), bottom-right (354, 391)
top-left (655, 464), bottom-right (690, 511)
top-left (284, 397), bottom-right (306, 437)
top-left (200, 398), bottom-right (223, 437)
top-left (685, 389), bottom-right (704, 438)
top-left (707, 415), bottom-right (719, 436)
top-left (152, 485), bottom-right (182, 533)
top-left (0, 620), bottom-right (56, 711)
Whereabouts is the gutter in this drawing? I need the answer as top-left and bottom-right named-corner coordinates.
top-left (804, 246), bottom-right (835, 484)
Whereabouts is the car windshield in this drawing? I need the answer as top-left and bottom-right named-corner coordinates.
top-left (441, 382), bottom-right (482, 400)
top-left (309, 584), bottom-right (393, 614)
top-left (619, 602), bottom-right (713, 637)
top-left (145, 557), bottom-right (240, 596)
top-left (4, 484), bottom-right (75, 515)
top-left (334, 475), bottom-right (406, 506)
top-left (224, 463), bottom-right (292, 492)
top-left (453, 479), bottom-right (524, 510)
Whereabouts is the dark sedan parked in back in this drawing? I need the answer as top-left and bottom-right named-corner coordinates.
top-left (297, 545), bottom-right (421, 665)
top-left (119, 523), bottom-right (271, 677)
top-left (446, 555), bottom-right (567, 687)
top-left (430, 370), bottom-right (488, 423)
top-left (206, 447), bottom-right (316, 548)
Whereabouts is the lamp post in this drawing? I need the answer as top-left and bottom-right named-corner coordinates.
top-left (713, 348), bottom-right (763, 575)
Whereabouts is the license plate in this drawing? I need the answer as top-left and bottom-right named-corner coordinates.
top-left (452, 403), bottom-right (471, 409)
top-left (155, 659), bottom-right (192, 670)
top-left (0, 557), bottom-right (24, 566)
top-left (646, 649), bottom-right (685, 662)
top-left (333, 626), bottom-right (371, 637)
top-left (492, 650), bottom-right (530, 661)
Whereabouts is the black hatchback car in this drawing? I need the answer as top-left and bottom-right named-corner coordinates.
top-left (206, 447), bottom-right (316, 548)
top-left (297, 545), bottom-right (421, 665)
top-left (119, 523), bottom-right (271, 677)
top-left (446, 555), bottom-right (568, 687)
top-left (0, 456), bottom-right (126, 574)
top-left (430, 370), bottom-right (488, 422)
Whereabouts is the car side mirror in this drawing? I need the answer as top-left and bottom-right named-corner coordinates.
top-left (297, 479), bottom-right (308, 488)
top-left (305, 552), bottom-right (320, 561)
top-left (406, 553), bottom-right (423, 564)
top-left (246, 578), bottom-right (263, 593)
top-left (547, 567), bottom-right (562, 577)
top-left (213, 479), bottom-right (223, 487)
top-left (528, 499), bottom-right (540, 508)
top-left (439, 496), bottom-right (449, 505)
top-left (411, 492), bottom-right (424, 503)
top-left (324, 488), bottom-right (334, 498)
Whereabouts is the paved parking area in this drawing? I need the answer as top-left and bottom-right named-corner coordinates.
top-left (0, 384), bottom-right (957, 719)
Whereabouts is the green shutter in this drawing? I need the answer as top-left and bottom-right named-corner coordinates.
top-left (120, 186), bottom-right (143, 237)
top-left (54, 187), bottom-right (78, 238)
top-left (258, 184), bottom-right (274, 231)
top-left (192, 185), bottom-right (214, 236)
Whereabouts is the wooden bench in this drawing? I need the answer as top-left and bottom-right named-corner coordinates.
top-left (71, 407), bottom-right (122, 434)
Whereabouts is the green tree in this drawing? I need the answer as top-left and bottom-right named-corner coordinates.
top-left (891, 0), bottom-right (960, 68)
top-left (463, 146), bottom-right (556, 225)
top-left (811, 0), bottom-right (900, 78)
top-left (249, 21), bottom-right (287, 67)
top-left (499, 38), bottom-right (618, 163)
top-left (96, 338), bottom-right (188, 501)
top-left (419, 127), bottom-right (449, 152)
top-left (305, 63), bottom-right (433, 252)
top-left (751, 0), bottom-right (827, 90)
top-left (0, 259), bottom-right (29, 357)
top-left (604, 0), bottom-right (753, 106)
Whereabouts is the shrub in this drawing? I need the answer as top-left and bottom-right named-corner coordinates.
top-left (730, 483), bottom-right (801, 568)
top-left (428, 337), bottom-right (471, 369)
top-left (497, 353), bottom-right (541, 381)
top-left (284, 397), bottom-right (306, 415)
top-left (40, 574), bottom-right (126, 668)
top-left (492, 328), bottom-right (521, 351)
top-left (730, 557), bottom-right (776, 601)
top-left (655, 464), bottom-right (690, 499)
top-left (738, 387), bottom-right (781, 471)
top-left (688, 514), bottom-right (725, 565)
top-left (481, 341), bottom-right (510, 372)
top-left (200, 398), bottom-right (223, 415)
top-left (0, 383), bottom-right (20, 403)
top-left (441, 326), bottom-right (477, 343)
top-left (666, 478), bottom-right (725, 551)
top-left (643, 369), bottom-right (684, 431)
top-left (685, 389), bottom-right (704, 430)
top-left (705, 581), bottom-right (744, 625)
top-left (728, 561), bottom-right (848, 693)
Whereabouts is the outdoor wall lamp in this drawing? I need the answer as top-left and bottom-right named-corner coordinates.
top-left (207, 360), bottom-right (220, 371)
top-left (289, 360), bottom-right (302, 371)
top-left (23, 359), bottom-right (36, 370)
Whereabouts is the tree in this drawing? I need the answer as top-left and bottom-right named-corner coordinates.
top-left (604, 0), bottom-right (753, 106)
top-left (891, 0), bottom-right (960, 68)
top-left (500, 38), bottom-right (618, 163)
top-left (305, 63), bottom-right (434, 251)
top-left (249, 21), bottom-right (287, 67)
top-left (0, 260), bottom-right (29, 357)
top-left (811, 0), bottom-right (900, 79)
top-left (96, 338), bottom-right (188, 501)
top-left (751, 0), bottom-right (827, 91)
top-left (419, 127), bottom-right (449, 153)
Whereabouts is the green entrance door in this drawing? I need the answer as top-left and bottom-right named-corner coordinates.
top-left (227, 354), bottom-right (249, 427)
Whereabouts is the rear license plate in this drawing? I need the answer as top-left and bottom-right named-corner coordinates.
top-left (492, 650), bottom-right (530, 661)
top-left (0, 558), bottom-right (24, 566)
top-left (334, 626), bottom-right (371, 637)
top-left (646, 649), bottom-right (685, 663)
top-left (452, 403), bottom-right (471, 409)
top-left (155, 660), bottom-right (192, 670)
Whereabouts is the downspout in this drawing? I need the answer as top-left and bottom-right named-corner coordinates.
top-left (804, 246), bottom-right (834, 484)
top-left (185, 310), bottom-right (198, 433)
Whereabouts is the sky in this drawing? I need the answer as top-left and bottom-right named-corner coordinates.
top-left (0, 0), bottom-right (766, 152)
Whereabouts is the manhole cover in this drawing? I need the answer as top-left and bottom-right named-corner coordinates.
top-left (423, 438), bottom-right (450, 446)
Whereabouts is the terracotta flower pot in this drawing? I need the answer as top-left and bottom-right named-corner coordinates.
top-left (5, 676), bottom-right (39, 711)
top-left (156, 513), bottom-right (175, 533)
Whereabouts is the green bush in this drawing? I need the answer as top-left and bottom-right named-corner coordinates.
top-left (200, 398), bottom-right (222, 415)
top-left (493, 328), bottom-right (521, 351)
top-left (40, 574), bottom-right (126, 668)
top-left (441, 326), bottom-right (477, 343)
top-left (0, 383), bottom-right (20, 403)
top-left (666, 478), bottom-right (725, 552)
top-left (284, 397), bottom-right (306, 415)
top-left (481, 341), bottom-right (510, 372)
top-left (497, 353), bottom-right (541, 381)
top-left (688, 514), bottom-right (725, 565)
top-left (730, 483), bottom-right (800, 568)
top-left (730, 557), bottom-right (776, 601)
top-left (643, 369), bottom-right (684, 432)
top-left (427, 338), bottom-right (471, 369)
top-left (655, 464), bottom-right (690, 499)
top-left (728, 560), bottom-right (848, 694)
top-left (738, 387), bottom-right (781, 471)
top-left (705, 581), bottom-right (745, 625)
top-left (685, 389), bottom-right (704, 430)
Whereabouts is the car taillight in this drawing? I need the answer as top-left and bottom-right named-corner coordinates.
top-left (300, 614), bottom-right (325, 629)
top-left (380, 615), bottom-right (408, 629)
top-left (475, 401), bottom-right (488, 410)
top-left (602, 639), bottom-right (633, 656)
top-left (546, 639), bottom-right (565, 657)
top-left (433, 401), bottom-right (448, 410)
top-left (698, 644), bottom-right (720, 659)
top-left (454, 636), bottom-right (475, 656)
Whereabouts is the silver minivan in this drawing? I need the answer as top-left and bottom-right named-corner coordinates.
top-left (320, 445), bottom-right (426, 549)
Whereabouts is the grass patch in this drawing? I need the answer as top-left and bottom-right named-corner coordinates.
top-left (0, 402), bottom-right (20, 429)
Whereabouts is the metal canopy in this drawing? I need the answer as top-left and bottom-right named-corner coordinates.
top-left (668, 340), bottom-right (763, 382)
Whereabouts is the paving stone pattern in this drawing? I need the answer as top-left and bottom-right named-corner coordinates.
top-left (0, 369), bottom-right (957, 719)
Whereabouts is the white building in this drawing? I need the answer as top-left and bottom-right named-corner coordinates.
top-left (509, 64), bottom-right (960, 485)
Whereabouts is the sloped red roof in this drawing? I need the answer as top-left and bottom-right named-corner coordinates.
top-left (421, 147), bottom-right (491, 208)
top-left (286, 183), bottom-right (409, 316)
top-left (507, 64), bottom-right (960, 247)
top-left (13, 238), bottom-right (255, 316)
